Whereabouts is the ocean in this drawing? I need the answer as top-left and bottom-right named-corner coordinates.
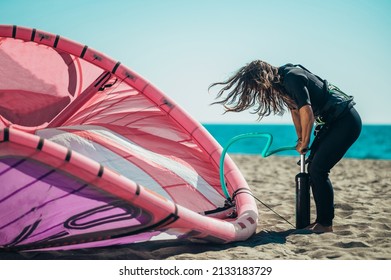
top-left (203, 124), bottom-right (391, 160)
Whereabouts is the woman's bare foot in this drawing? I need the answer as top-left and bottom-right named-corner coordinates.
top-left (305, 222), bottom-right (333, 233)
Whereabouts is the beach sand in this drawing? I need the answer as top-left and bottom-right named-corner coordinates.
top-left (2, 155), bottom-right (390, 260)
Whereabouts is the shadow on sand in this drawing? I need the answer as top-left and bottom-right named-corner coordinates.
top-left (0, 229), bottom-right (313, 260)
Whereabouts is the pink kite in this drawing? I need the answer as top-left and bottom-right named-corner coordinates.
top-left (0, 25), bottom-right (257, 251)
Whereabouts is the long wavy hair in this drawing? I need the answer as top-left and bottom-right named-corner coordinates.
top-left (209, 60), bottom-right (297, 119)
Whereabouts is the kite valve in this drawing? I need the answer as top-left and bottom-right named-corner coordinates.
top-left (224, 198), bottom-right (235, 208)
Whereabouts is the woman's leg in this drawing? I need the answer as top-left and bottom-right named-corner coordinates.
top-left (308, 108), bottom-right (362, 226)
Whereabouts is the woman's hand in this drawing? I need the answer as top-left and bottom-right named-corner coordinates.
top-left (296, 140), bottom-right (308, 154)
top-left (291, 105), bottom-right (314, 155)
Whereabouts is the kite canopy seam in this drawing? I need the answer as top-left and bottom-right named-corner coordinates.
top-left (0, 25), bottom-right (258, 251)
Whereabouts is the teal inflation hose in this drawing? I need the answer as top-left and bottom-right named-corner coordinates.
top-left (219, 132), bottom-right (296, 200)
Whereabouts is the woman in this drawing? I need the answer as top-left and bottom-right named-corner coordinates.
top-left (210, 60), bottom-right (362, 233)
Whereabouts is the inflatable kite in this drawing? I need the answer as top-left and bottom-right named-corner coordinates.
top-left (0, 25), bottom-right (258, 251)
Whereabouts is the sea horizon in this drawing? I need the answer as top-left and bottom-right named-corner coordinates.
top-left (202, 123), bottom-right (391, 160)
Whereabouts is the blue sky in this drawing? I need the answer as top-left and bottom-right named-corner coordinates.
top-left (2, 0), bottom-right (390, 124)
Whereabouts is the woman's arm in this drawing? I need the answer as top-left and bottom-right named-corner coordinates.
top-left (297, 105), bottom-right (314, 154)
top-left (291, 106), bottom-right (314, 154)
top-left (291, 109), bottom-right (302, 141)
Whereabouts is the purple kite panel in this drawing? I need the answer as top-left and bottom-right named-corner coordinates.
top-left (0, 157), bottom-right (165, 251)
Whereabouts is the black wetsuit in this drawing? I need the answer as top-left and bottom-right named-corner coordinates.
top-left (278, 64), bottom-right (362, 227)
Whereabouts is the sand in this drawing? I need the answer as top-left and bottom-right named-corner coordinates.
top-left (1, 155), bottom-right (390, 260)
